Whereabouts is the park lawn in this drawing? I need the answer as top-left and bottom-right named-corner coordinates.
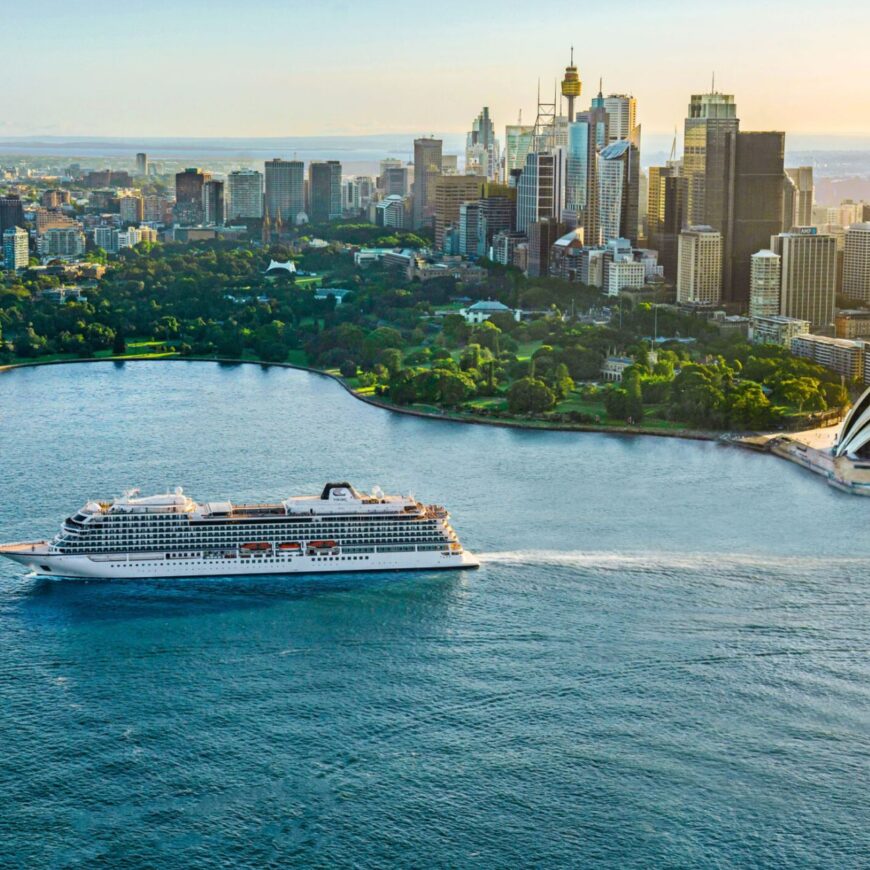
top-left (466, 395), bottom-right (508, 411)
top-left (555, 392), bottom-right (607, 416)
top-left (294, 275), bottom-right (322, 288)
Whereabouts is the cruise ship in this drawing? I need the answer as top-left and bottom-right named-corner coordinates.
top-left (0, 483), bottom-right (479, 579)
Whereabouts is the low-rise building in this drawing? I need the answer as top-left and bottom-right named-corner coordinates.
top-left (750, 315), bottom-right (812, 346)
top-left (37, 227), bottom-right (85, 260)
top-left (601, 355), bottom-right (634, 382)
top-left (835, 309), bottom-right (870, 340)
top-left (605, 257), bottom-right (645, 297)
top-left (791, 333), bottom-right (864, 380)
top-left (460, 299), bottom-right (519, 324)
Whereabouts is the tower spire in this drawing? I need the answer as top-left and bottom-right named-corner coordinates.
top-left (560, 48), bottom-right (582, 123)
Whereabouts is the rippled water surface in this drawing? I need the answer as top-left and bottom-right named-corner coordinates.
top-left (1, 362), bottom-right (868, 868)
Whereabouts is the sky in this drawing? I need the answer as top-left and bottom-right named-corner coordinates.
top-left (2, 0), bottom-right (870, 140)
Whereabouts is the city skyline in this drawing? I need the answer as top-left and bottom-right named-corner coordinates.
top-left (3, 0), bottom-right (870, 139)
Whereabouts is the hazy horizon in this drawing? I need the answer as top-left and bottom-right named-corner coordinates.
top-left (3, 0), bottom-right (870, 140)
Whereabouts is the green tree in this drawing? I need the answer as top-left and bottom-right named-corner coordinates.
top-left (507, 377), bottom-right (556, 414)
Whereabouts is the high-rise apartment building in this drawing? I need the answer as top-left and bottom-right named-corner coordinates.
top-left (771, 228), bottom-right (837, 331)
top-left (413, 138), bottom-right (443, 228)
top-left (784, 167), bottom-right (814, 229)
top-left (174, 168), bottom-right (211, 225)
top-left (265, 159), bottom-right (304, 223)
top-left (136, 153), bottom-right (148, 176)
top-left (226, 170), bottom-right (264, 221)
top-left (0, 194), bottom-right (26, 237)
top-left (729, 131), bottom-right (785, 304)
top-left (433, 175), bottom-right (482, 249)
top-left (843, 222), bottom-right (870, 302)
top-left (602, 94), bottom-right (637, 145)
top-left (677, 225), bottom-right (722, 304)
top-left (143, 195), bottom-right (169, 224)
top-left (202, 180), bottom-right (225, 226)
top-left (598, 138), bottom-right (640, 244)
top-left (749, 250), bottom-right (781, 318)
top-left (119, 194), bottom-right (144, 225)
top-left (307, 161), bottom-right (343, 223)
top-left (2, 226), bottom-right (29, 270)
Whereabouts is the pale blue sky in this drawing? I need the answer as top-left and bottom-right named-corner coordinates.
top-left (2, 0), bottom-right (868, 138)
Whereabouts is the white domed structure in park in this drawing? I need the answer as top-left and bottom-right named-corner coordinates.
top-left (265, 259), bottom-right (296, 276)
top-left (835, 386), bottom-right (870, 458)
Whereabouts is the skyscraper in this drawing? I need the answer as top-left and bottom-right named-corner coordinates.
top-left (647, 163), bottom-right (683, 280)
top-left (771, 228), bottom-right (837, 331)
top-left (458, 202), bottom-right (481, 256)
top-left (265, 159), bottom-right (305, 223)
top-left (677, 226), bottom-right (722, 304)
top-left (308, 161), bottom-right (343, 223)
top-left (381, 165), bottom-right (409, 197)
top-left (683, 91), bottom-right (738, 232)
top-left (136, 152), bottom-right (148, 175)
top-left (598, 138), bottom-right (640, 244)
top-left (202, 180), bottom-right (225, 226)
top-left (783, 167), bottom-right (814, 229)
top-left (729, 131), bottom-right (785, 304)
top-left (602, 94), bottom-right (637, 145)
top-left (226, 170), bottom-right (264, 221)
top-left (749, 250), bottom-right (782, 318)
top-left (466, 107), bottom-right (500, 179)
top-left (413, 138), bottom-right (443, 229)
top-left (528, 217), bottom-right (567, 278)
top-left (433, 175), bottom-right (482, 249)
top-left (843, 223), bottom-right (870, 302)
top-left (174, 168), bottom-right (211, 225)
top-left (517, 151), bottom-right (565, 234)
top-left (505, 124), bottom-right (536, 174)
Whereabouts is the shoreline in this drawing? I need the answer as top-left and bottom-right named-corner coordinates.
top-left (0, 354), bottom-right (726, 443)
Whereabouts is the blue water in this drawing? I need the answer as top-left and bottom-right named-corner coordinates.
top-left (1, 362), bottom-right (868, 868)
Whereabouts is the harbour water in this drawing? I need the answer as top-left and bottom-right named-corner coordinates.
top-left (0, 362), bottom-right (868, 867)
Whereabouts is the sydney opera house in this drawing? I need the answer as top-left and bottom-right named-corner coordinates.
top-left (835, 385), bottom-right (870, 460)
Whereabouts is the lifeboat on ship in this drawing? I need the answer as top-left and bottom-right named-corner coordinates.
top-left (307, 539), bottom-right (339, 555)
top-left (241, 542), bottom-right (271, 553)
top-left (278, 542), bottom-right (301, 551)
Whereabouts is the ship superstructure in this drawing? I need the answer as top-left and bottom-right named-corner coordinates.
top-left (0, 483), bottom-right (479, 579)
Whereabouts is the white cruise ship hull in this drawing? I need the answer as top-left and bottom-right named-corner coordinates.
top-left (2, 547), bottom-right (480, 580)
